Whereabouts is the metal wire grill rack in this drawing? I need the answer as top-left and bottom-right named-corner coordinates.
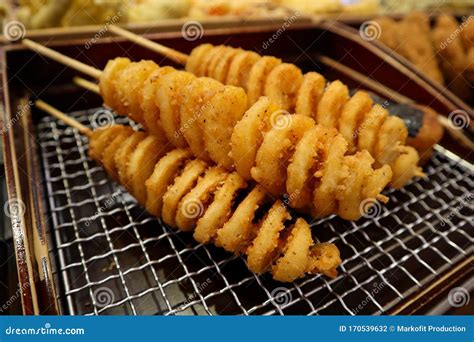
top-left (36, 108), bottom-right (474, 316)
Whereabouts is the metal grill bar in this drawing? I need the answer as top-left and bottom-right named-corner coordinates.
top-left (37, 108), bottom-right (474, 316)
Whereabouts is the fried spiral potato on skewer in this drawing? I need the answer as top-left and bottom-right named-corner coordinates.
top-left (97, 57), bottom-right (419, 219)
top-left (184, 44), bottom-right (422, 182)
top-left (87, 124), bottom-right (341, 282)
top-left (99, 56), bottom-right (421, 191)
top-left (98, 59), bottom-right (394, 219)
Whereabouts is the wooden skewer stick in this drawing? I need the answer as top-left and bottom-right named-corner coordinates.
top-left (109, 25), bottom-right (189, 65)
top-left (23, 39), bottom-right (103, 80)
top-left (73, 76), bottom-right (100, 94)
top-left (35, 100), bottom-right (93, 137)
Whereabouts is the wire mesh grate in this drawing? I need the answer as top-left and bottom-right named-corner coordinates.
top-left (36, 108), bottom-right (474, 316)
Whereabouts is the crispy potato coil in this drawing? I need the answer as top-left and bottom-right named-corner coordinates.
top-left (88, 124), bottom-right (341, 282)
top-left (98, 54), bottom-right (422, 219)
top-left (185, 44), bottom-right (422, 186)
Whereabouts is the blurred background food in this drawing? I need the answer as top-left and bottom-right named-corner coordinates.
top-left (374, 12), bottom-right (473, 103)
top-left (3, 0), bottom-right (293, 28)
top-left (0, 0), bottom-right (473, 29)
top-left (0, 0), bottom-right (472, 104)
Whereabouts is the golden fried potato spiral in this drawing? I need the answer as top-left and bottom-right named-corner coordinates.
top-left (232, 100), bottom-right (392, 220)
top-left (184, 44), bottom-right (423, 187)
top-left (88, 124), bottom-right (341, 282)
top-left (99, 60), bottom-right (396, 220)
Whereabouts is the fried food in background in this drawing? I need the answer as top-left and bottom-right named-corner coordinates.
top-left (432, 15), bottom-right (472, 103)
top-left (382, 0), bottom-right (474, 13)
top-left (465, 47), bottom-right (474, 84)
top-left (188, 0), bottom-right (290, 19)
top-left (281, 0), bottom-right (380, 16)
top-left (10, 0), bottom-right (293, 29)
top-left (374, 12), bottom-right (473, 103)
top-left (127, 0), bottom-right (190, 23)
top-left (462, 17), bottom-right (474, 83)
top-left (374, 16), bottom-right (399, 50)
top-left (16, 0), bottom-right (122, 28)
top-left (374, 12), bottom-right (444, 84)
